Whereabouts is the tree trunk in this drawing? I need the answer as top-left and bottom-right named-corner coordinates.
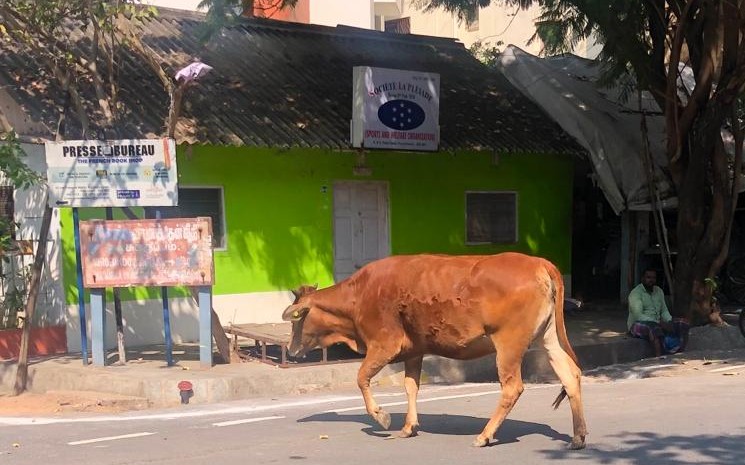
top-left (13, 200), bottom-right (54, 395)
top-left (672, 101), bottom-right (733, 325)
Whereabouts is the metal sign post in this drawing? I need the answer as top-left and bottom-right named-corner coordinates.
top-left (79, 217), bottom-right (214, 367)
top-left (90, 288), bottom-right (107, 366)
top-left (72, 207), bottom-right (89, 365)
top-left (44, 138), bottom-right (179, 366)
top-left (197, 286), bottom-right (213, 368)
top-left (155, 209), bottom-right (174, 367)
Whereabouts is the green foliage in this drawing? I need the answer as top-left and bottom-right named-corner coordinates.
top-left (0, 260), bottom-right (30, 330)
top-left (0, 132), bottom-right (38, 330)
top-left (468, 39), bottom-right (504, 68)
top-left (0, 132), bottom-right (41, 190)
top-left (414, 0), bottom-right (506, 22)
top-left (1, 1), bottom-right (162, 134)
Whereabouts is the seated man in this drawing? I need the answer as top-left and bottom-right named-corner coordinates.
top-left (628, 268), bottom-right (689, 356)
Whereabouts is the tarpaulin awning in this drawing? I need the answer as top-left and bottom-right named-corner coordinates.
top-left (497, 45), bottom-right (676, 214)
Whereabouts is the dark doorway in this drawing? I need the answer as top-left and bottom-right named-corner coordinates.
top-left (571, 157), bottom-right (621, 303)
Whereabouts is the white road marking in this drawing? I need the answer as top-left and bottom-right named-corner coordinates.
top-left (0, 396), bottom-right (364, 426)
top-left (635, 363), bottom-right (676, 371)
top-left (0, 383), bottom-right (540, 426)
top-left (68, 432), bottom-right (155, 446)
top-left (325, 390), bottom-right (501, 413)
top-left (709, 364), bottom-right (745, 373)
top-left (212, 415), bottom-right (285, 427)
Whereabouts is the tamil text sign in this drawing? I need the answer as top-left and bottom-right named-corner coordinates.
top-left (351, 66), bottom-right (440, 151)
top-left (80, 218), bottom-right (213, 288)
top-left (45, 139), bottom-right (178, 207)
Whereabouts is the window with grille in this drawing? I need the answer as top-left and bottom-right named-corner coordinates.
top-left (0, 186), bottom-right (14, 237)
top-left (385, 17), bottom-right (411, 34)
top-left (466, 191), bottom-right (517, 244)
top-left (146, 187), bottom-right (225, 249)
top-left (465, 4), bottom-right (479, 31)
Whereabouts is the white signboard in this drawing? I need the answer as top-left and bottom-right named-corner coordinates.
top-left (45, 139), bottom-right (178, 208)
top-left (351, 66), bottom-right (440, 151)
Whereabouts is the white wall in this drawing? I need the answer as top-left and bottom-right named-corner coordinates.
top-left (7, 144), bottom-right (66, 328)
top-left (65, 291), bottom-right (293, 352)
top-left (399, 1), bottom-right (599, 59)
top-left (2, 146), bottom-right (291, 352)
top-left (310, 0), bottom-right (373, 28)
top-left (400, 2), bottom-right (544, 54)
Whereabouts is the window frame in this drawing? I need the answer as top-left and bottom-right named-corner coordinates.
top-left (0, 185), bottom-right (14, 237)
top-left (465, 190), bottom-right (518, 245)
top-left (384, 16), bottom-right (411, 34)
top-left (465, 4), bottom-right (480, 32)
top-left (147, 185), bottom-right (227, 251)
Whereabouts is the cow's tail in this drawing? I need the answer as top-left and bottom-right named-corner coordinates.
top-left (545, 260), bottom-right (581, 410)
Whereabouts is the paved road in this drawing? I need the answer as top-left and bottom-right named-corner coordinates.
top-left (2, 356), bottom-right (744, 465)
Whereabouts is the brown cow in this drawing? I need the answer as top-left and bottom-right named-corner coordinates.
top-left (282, 253), bottom-right (587, 449)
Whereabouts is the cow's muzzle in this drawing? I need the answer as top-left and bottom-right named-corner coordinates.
top-left (288, 343), bottom-right (309, 359)
top-left (288, 327), bottom-right (309, 358)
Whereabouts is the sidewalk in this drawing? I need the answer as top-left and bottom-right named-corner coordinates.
top-left (1, 304), bottom-right (743, 410)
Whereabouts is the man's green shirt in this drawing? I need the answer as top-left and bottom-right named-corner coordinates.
top-left (627, 283), bottom-right (672, 330)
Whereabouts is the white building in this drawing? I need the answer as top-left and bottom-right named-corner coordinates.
top-left (391, 2), bottom-right (600, 58)
top-left (143, 0), bottom-right (598, 58)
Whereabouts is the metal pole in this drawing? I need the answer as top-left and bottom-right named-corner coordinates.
top-left (198, 286), bottom-right (213, 368)
top-left (90, 288), bottom-right (107, 366)
top-left (155, 209), bottom-right (174, 366)
top-left (162, 286), bottom-right (173, 366)
top-left (72, 207), bottom-right (89, 365)
top-left (106, 207), bottom-right (127, 364)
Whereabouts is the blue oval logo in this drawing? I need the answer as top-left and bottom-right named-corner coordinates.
top-left (378, 100), bottom-right (426, 131)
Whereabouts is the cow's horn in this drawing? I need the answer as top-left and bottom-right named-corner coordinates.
top-left (282, 305), bottom-right (309, 321)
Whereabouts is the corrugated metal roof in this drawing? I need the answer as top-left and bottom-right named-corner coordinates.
top-left (0, 8), bottom-right (583, 154)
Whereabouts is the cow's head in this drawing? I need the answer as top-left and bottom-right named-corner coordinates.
top-left (282, 284), bottom-right (319, 358)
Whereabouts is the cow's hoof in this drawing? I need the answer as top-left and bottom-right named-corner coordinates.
top-left (398, 424), bottom-right (418, 438)
top-left (567, 436), bottom-right (586, 450)
top-left (471, 436), bottom-right (488, 448)
top-left (374, 409), bottom-right (391, 430)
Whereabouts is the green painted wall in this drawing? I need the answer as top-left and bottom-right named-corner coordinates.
top-left (61, 146), bottom-right (573, 303)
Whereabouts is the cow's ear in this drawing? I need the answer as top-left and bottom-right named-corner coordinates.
top-left (282, 305), bottom-right (309, 322)
top-left (292, 285), bottom-right (317, 299)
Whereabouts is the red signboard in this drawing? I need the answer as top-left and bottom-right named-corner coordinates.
top-left (79, 218), bottom-right (214, 288)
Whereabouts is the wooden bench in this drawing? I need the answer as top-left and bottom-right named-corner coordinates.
top-left (225, 322), bottom-right (327, 367)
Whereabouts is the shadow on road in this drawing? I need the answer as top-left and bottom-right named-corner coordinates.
top-left (298, 411), bottom-right (570, 445)
top-left (539, 430), bottom-right (745, 464)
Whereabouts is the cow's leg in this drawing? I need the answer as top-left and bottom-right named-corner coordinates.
top-left (357, 348), bottom-right (399, 430)
top-left (544, 332), bottom-right (587, 449)
top-left (472, 335), bottom-right (529, 447)
top-left (400, 355), bottom-right (423, 438)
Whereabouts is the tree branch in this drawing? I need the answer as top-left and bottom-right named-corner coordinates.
top-left (677, 1), bottom-right (720, 138)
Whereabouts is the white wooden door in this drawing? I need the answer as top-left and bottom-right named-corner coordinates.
top-left (333, 182), bottom-right (390, 282)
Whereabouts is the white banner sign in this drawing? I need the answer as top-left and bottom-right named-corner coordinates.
top-left (45, 139), bottom-right (178, 208)
top-left (351, 66), bottom-right (440, 151)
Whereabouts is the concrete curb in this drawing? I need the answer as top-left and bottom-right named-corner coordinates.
top-left (2, 324), bottom-right (743, 408)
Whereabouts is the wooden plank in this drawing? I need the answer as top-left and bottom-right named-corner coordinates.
top-left (225, 323), bottom-right (333, 368)
top-left (225, 323), bottom-right (292, 345)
